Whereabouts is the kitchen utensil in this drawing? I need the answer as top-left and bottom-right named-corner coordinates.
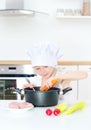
top-left (13, 86), bottom-right (72, 107)
top-left (25, 78), bottom-right (35, 91)
top-left (24, 87), bottom-right (72, 107)
top-left (12, 87), bottom-right (22, 95)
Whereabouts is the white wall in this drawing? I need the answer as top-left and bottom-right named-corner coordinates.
top-left (0, 0), bottom-right (91, 61)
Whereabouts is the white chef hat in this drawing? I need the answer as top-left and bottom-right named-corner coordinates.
top-left (27, 42), bottom-right (63, 67)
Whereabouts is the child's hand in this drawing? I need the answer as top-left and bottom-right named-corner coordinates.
top-left (40, 78), bottom-right (59, 91)
top-left (61, 79), bottom-right (72, 89)
top-left (22, 83), bottom-right (34, 89)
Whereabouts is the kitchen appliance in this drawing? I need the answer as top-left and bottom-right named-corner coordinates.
top-left (0, 64), bottom-right (35, 100)
top-left (0, 0), bottom-right (49, 16)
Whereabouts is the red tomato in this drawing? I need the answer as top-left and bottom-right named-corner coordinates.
top-left (45, 109), bottom-right (52, 116)
top-left (53, 108), bottom-right (61, 116)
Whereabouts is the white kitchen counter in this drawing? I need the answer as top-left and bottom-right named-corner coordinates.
top-left (0, 100), bottom-right (91, 130)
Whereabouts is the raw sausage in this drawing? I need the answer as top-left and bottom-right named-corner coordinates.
top-left (9, 101), bottom-right (33, 109)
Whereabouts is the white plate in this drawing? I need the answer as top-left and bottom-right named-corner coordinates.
top-left (7, 106), bottom-right (34, 113)
top-left (0, 101), bottom-right (34, 113)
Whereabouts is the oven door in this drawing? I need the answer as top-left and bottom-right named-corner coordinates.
top-left (0, 78), bottom-right (17, 100)
top-left (0, 74), bottom-right (35, 100)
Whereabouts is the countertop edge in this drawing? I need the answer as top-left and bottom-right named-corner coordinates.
top-left (0, 60), bottom-right (91, 65)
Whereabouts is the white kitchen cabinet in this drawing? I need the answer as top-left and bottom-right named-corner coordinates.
top-left (58, 64), bottom-right (91, 101)
top-left (57, 65), bottom-right (78, 102)
top-left (78, 65), bottom-right (91, 100)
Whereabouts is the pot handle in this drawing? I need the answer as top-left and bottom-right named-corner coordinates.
top-left (61, 87), bottom-right (72, 95)
top-left (11, 87), bottom-right (23, 95)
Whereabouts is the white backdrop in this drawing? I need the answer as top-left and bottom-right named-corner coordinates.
top-left (0, 0), bottom-right (91, 61)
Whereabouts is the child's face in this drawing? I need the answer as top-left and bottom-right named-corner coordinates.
top-left (34, 66), bottom-right (56, 78)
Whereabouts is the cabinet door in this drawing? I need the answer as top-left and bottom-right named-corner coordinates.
top-left (78, 65), bottom-right (91, 100)
top-left (57, 65), bottom-right (78, 102)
